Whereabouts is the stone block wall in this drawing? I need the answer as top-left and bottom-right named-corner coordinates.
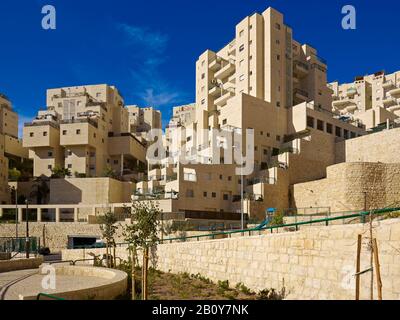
top-left (293, 162), bottom-right (400, 212)
top-left (62, 218), bottom-right (400, 300)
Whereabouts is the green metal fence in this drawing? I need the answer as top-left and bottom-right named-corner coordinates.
top-left (158, 207), bottom-right (400, 244)
top-left (0, 237), bottom-right (40, 254)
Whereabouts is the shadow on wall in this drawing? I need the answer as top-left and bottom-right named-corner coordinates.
top-left (49, 179), bottom-right (83, 204)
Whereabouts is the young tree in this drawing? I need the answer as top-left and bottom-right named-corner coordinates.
top-left (51, 166), bottom-right (71, 179)
top-left (99, 211), bottom-right (118, 268)
top-left (123, 201), bottom-right (161, 300)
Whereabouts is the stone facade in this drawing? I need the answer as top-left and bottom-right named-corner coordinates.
top-left (62, 218), bottom-right (400, 300)
top-left (293, 162), bottom-right (400, 212)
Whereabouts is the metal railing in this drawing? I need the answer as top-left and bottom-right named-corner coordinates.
top-left (61, 118), bottom-right (98, 128)
top-left (157, 207), bottom-right (400, 244)
top-left (0, 237), bottom-right (40, 255)
top-left (37, 293), bottom-right (65, 300)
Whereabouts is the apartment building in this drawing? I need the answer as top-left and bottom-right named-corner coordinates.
top-left (134, 7), bottom-right (368, 218)
top-left (127, 105), bottom-right (162, 143)
top-left (0, 93), bottom-right (29, 203)
top-left (329, 70), bottom-right (400, 129)
top-left (23, 84), bottom-right (147, 180)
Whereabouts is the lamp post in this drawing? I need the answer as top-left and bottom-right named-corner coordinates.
top-left (11, 186), bottom-right (18, 239)
top-left (25, 199), bottom-right (30, 259)
top-left (233, 144), bottom-right (244, 230)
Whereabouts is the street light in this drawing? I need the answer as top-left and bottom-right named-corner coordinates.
top-left (25, 199), bottom-right (30, 259)
top-left (232, 144), bottom-right (244, 230)
top-left (10, 186), bottom-right (18, 239)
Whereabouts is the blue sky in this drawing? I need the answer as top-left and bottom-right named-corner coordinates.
top-left (0, 0), bottom-right (399, 136)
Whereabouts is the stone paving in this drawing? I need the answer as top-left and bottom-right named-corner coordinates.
top-left (0, 268), bottom-right (110, 300)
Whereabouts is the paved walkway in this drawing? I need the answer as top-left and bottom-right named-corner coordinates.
top-left (0, 268), bottom-right (110, 300)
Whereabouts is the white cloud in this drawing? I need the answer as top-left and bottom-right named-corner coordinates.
top-left (117, 23), bottom-right (187, 108)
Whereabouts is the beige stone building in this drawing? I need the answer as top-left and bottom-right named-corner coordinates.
top-left (329, 70), bottom-right (400, 129)
top-left (134, 7), bottom-right (370, 218)
top-left (126, 105), bottom-right (161, 143)
top-left (23, 84), bottom-right (148, 180)
top-left (0, 93), bottom-right (29, 203)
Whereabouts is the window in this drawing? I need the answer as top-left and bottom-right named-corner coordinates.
top-left (277, 55), bottom-right (280, 61)
top-left (212, 192), bottom-right (217, 198)
top-left (62, 130), bottom-right (67, 135)
top-left (351, 132), bottom-right (356, 139)
top-left (223, 194), bottom-right (229, 201)
top-left (93, 133), bottom-right (97, 138)
top-left (335, 126), bottom-right (342, 138)
top-left (222, 119), bottom-right (227, 125)
top-left (114, 160), bottom-right (119, 165)
top-left (219, 175), bottom-right (223, 180)
top-left (201, 73), bottom-right (205, 79)
top-left (186, 189), bottom-right (194, 198)
top-left (263, 149), bottom-right (268, 155)
top-left (239, 44), bottom-right (245, 52)
top-left (317, 120), bottom-right (324, 131)
top-left (307, 116), bottom-right (315, 128)
top-left (239, 30), bottom-right (244, 37)
top-left (276, 39), bottom-right (280, 45)
top-left (276, 135), bottom-right (281, 142)
top-left (344, 129), bottom-right (349, 139)
top-left (67, 164), bottom-right (72, 169)
top-left (276, 102), bottom-right (280, 107)
top-left (68, 150), bottom-right (72, 156)
top-left (275, 23), bottom-right (281, 30)
top-left (29, 132), bottom-right (34, 137)
top-left (201, 99), bottom-right (205, 105)
top-left (43, 131), bottom-right (47, 136)
top-left (203, 192), bottom-right (207, 198)
top-left (76, 129), bottom-right (81, 135)
top-left (48, 165), bottom-right (52, 170)
top-left (48, 151), bottom-right (53, 157)
top-left (326, 123), bottom-right (333, 134)
top-left (228, 176), bottom-right (232, 181)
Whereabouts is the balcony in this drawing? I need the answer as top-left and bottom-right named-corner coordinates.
top-left (61, 118), bottom-right (98, 128)
top-left (388, 87), bottom-right (400, 97)
top-left (108, 133), bottom-right (146, 162)
top-left (388, 104), bottom-right (400, 113)
top-left (382, 80), bottom-right (396, 89)
top-left (294, 61), bottom-right (309, 77)
top-left (332, 99), bottom-right (356, 109)
top-left (209, 59), bottom-right (222, 72)
top-left (228, 74), bottom-right (236, 84)
top-left (214, 90), bottom-right (235, 107)
top-left (209, 86), bottom-right (221, 97)
top-left (214, 63), bottom-right (235, 80)
top-left (345, 104), bottom-right (358, 113)
top-left (293, 88), bottom-right (309, 103)
top-left (382, 96), bottom-right (397, 107)
top-left (228, 40), bottom-right (236, 56)
top-left (346, 87), bottom-right (357, 97)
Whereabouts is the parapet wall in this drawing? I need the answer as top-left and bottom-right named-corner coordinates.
top-left (293, 162), bottom-right (400, 212)
top-left (340, 127), bottom-right (400, 164)
top-left (62, 218), bottom-right (400, 300)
